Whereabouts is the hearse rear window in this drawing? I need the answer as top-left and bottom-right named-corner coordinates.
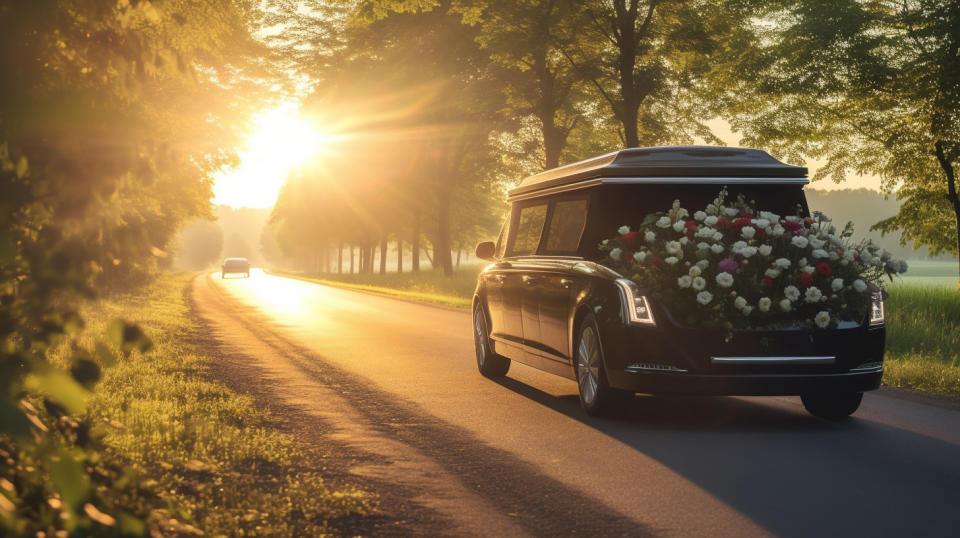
top-left (509, 204), bottom-right (547, 256)
top-left (544, 199), bottom-right (588, 253)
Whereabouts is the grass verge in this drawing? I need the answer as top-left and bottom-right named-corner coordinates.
top-left (267, 266), bottom-right (485, 309)
top-left (883, 283), bottom-right (960, 397)
top-left (49, 272), bottom-right (373, 535)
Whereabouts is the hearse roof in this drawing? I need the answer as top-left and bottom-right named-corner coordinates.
top-left (508, 146), bottom-right (808, 201)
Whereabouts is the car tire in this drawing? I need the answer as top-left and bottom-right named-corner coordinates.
top-left (801, 392), bottom-right (863, 420)
top-left (473, 304), bottom-right (510, 378)
top-left (575, 313), bottom-right (632, 416)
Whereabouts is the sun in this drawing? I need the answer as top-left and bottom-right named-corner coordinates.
top-left (213, 103), bottom-right (329, 209)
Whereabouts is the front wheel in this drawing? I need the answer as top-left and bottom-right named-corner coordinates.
top-left (575, 313), bottom-right (632, 416)
top-left (474, 305), bottom-right (510, 378)
top-left (801, 392), bottom-right (863, 420)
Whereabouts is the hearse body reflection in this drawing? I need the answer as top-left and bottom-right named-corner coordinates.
top-left (472, 147), bottom-right (885, 418)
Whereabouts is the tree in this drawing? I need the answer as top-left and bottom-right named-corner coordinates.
top-left (558, 0), bottom-right (737, 147)
top-left (727, 0), bottom-right (960, 282)
top-left (175, 220), bottom-right (225, 269)
top-left (0, 1), bottom-right (265, 533)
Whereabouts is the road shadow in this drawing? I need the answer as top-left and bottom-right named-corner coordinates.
top-left (492, 376), bottom-right (960, 538)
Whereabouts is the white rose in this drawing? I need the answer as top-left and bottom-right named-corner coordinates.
top-left (743, 306), bottom-right (754, 315)
top-left (634, 251), bottom-right (646, 262)
top-left (741, 226), bottom-right (756, 239)
top-left (697, 242), bottom-right (710, 251)
top-left (752, 218), bottom-right (771, 229)
top-left (764, 268), bottom-right (780, 278)
top-left (805, 286), bottom-right (823, 303)
top-left (760, 211), bottom-right (780, 222)
top-left (791, 236), bottom-right (809, 249)
top-left (694, 211), bottom-right (707, 221)
top-left (610, 248), bottom-right (622, 261)
top-left (771, 224), bottom-right (785, 237)
top-left (758, 297), bottom-right (772, 312)
top-left (810, 237), bottom-right (825, 249)
top-left (758, 244), bottom-right (772, 256)
top-left (784, 285), bottom-right (800, 301)
top-left (618, 225), bottom-right (631, 236)
top-left (673, 220), bottom-right (686, 233)
top-left (732, 241), bottom-right (747, 253)
top-left (696, 227), bottom-right (716, 239)
top-left (831, 278), bottom-right (844, 292)
top-left (665, 256), bottom-right (679, 265)
top-left (741, 246), bottom-right (758, 258)
top-left (814, 311), bottom-right (831, 329)
top-left (704, 215), bottom-right (719, 226)
top-left (802, 265), bottom-right (815, 274)
top-left (785, 216), bottom-right (801, 223)
top-left (829, 251), bottom-right (840, 260)
top-left (734, 296), bottom-right (747, 310)
top-left (775, 258), bottom-right (791, 269)
top-left (715, 272), bottom-right (734, 288)
top-left (710, 243), bottom-right (724, 254)
top-left (656, 216), bottom-right (672, 228)
top-left (696, 259), bottom-right (710, 270)
top-left (780, 299), bottom-right (792, 312)
top-left (677, 275), bottom-right (693, 288)
top-left (812, 249), bottom-right (828, 259)
top-left (841, 259), bottom-right (850, 266)
top-left (601, 239), bottom-right (609, 246)
top-left (688, 265), bottom-right (702, 277)
top-left (665, 241), bottom-right (682, 255)
top-left (679, 236), bottom-right (689, 245)
top-left (692, 276), bottom-right (707, 291)
top-left (723, 207), bottom-right (737, 217)
top-left (645, 231), bottom-right (656, 243)
top-left (696, 291), bottom-right (714, 305)
top-left (853, 279), bottom-right (868, 293)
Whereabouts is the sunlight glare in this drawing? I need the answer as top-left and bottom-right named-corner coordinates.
top-left (213, 103), bottom-right (329, 208)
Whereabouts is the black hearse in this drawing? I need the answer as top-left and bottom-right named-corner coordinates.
top-left (472, 146), bottom-right (885, 418)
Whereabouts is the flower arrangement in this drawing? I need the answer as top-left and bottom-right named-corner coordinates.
top-left (598, 188), bottom-right (908, 330)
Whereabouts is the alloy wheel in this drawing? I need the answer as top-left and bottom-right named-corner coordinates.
top-left (577, 325), bottom-right (601, 405)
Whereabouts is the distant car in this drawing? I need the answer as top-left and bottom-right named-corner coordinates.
top-left (221, 258), bottom-right (250, 278)
top-left (472, 146), bottom-right (885, 419)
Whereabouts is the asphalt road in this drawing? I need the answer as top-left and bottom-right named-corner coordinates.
top-left (197, 269), bottom-right (960, 537)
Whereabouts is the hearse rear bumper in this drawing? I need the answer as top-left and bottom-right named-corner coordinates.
top-left (606, 366), bottom-right (883, 396)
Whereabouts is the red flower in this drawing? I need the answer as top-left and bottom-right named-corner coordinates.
top-left (717, 217), bottom-right (731, 230)
top-left (816, 262), bottom-right (831, 276)
top-left (762, 276), bottom-right (773, 288)
top-left (799, 272), bottom-right (814, 286)
top-left (754, 227), bottom-right (767, 240)
top-left (651, 257), bottom-right (664, 268)
top-left (783, 221), bottom-right (802, 231)
top-left (684, 220), bottom-right (698, 229)
top-left (623, 231), bottom-right (639, 247)
top-left (730, 217), bottom-right (752, 233)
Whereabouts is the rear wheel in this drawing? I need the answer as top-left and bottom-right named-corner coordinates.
top-left (801, 392), bottom-right (863, 420)
top-left (575, 313), bottom-right (632, 416)
top-left (474, 304), bottom-right (510, 378)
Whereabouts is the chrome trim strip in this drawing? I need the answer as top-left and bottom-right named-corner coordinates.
top-left (626, 364), bottom-right (688, 374)
top-left (508, 176), bottom-right (809, 201)
top-left (710, 356), bottom-right (836, 365)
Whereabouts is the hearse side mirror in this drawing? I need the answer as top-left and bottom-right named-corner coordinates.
top-left (475, 241), bottom-right (496, 261)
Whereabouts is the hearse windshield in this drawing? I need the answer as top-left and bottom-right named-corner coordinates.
top-left (580, 183), bottom-right (808, 260)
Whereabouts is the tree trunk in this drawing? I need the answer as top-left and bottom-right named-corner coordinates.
top-left (412, 212), bottom-right (421, 272)
top-left (380, 234), bottom-right (388, 274)
top-left (934, 141), bottom-right (960, 284)
top-left (435, 182), bottom-right (454, 276)
top-left (349, 245), bottom-right (355, 274)
top-left (397, 238), bottom-right (403, 273)
top-left (338, 241), bottom-right (343, 274)
top-left (456, 247), bottom-right (461, 268)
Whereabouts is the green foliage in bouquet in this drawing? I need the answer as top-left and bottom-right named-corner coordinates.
top-left (598, 188), bottom-right (908, 330)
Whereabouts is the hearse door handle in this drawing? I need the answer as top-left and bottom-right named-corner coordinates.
top-left (521, 275), bottom-right (537, 286)
top-left (560, 278), bottom-right (574, 288)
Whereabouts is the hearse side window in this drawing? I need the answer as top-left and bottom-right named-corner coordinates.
top-left (509, 204), bottom-right (547, 256)
top-left (544, 198), bottom-right (588, 254)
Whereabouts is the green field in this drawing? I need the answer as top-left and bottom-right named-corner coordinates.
top-left (282, 261), bottom-right (960, 398)
top-left (39, 273), bottom-right (372, 535)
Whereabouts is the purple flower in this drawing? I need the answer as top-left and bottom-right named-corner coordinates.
top-left (717, 258), bottom-right (738, 273)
